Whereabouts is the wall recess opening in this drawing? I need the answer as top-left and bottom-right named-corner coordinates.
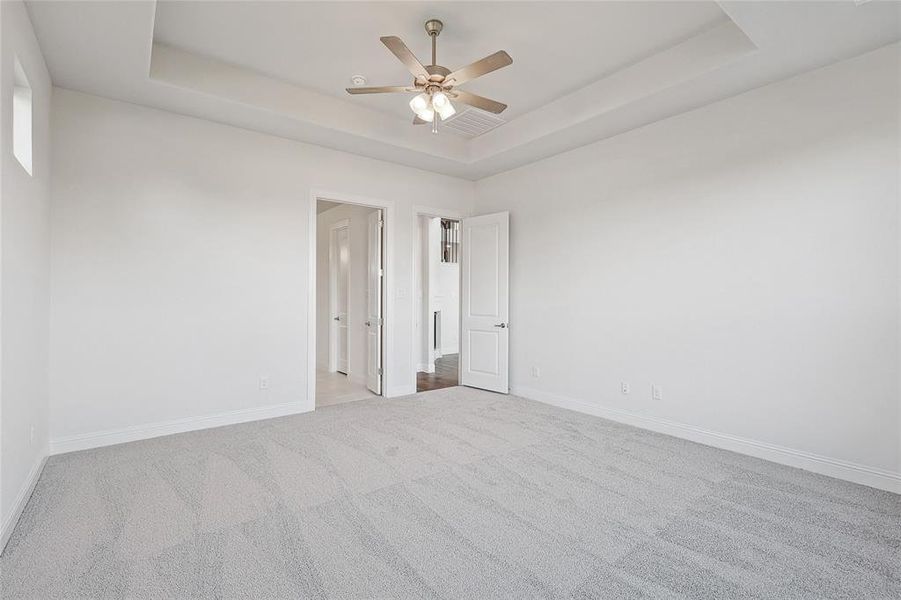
top-left (13, 56), bottom-right (33, 176)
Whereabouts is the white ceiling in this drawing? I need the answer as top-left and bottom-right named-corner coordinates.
top-left (153, 1), bottom-right (727, 123)
top-left (25, 1), bottom-right (901, 180)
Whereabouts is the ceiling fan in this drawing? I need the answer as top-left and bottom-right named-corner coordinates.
top-left (346, 19), bottom-right (512, 134)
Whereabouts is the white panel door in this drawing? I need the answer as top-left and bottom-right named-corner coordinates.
top-left (366, 210), bottom-right (383, 394)
top-left (330, 225), bottom-right (350, 374)
top-left (461, 212), bottom-right (509, 393)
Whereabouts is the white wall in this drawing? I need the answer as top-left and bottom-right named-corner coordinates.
top-left (0, 0), bottom-right (52, 548)
top-left (49, 88), bottom-right (474, 450)
top-left (316, 203), bottom-right (377, 384)
top-left (476, 44), bottom-right (901, 484)
top-left (435, 260), bottom-right (459, 356)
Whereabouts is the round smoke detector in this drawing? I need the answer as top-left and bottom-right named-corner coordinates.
top-left (350, 75), bottom-right (367, 86)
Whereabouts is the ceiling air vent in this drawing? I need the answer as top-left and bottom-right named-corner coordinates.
top-left (443, 107), bottom-right (506, 138)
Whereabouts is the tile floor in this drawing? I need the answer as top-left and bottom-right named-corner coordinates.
top-left (316, 369), bottom-right (377, 407)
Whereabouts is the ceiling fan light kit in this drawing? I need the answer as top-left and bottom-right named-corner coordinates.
top-left (346, 18), bottom-right (512, 135)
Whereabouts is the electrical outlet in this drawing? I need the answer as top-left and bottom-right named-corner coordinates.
top-left (259, 376), bottom-right (270, 390)
top-left (652, 385), bottom-right (663, 401)
top-left (530, 366), bottom-right (541, 378)
top-left (621, 382), bottom-right (630, 395)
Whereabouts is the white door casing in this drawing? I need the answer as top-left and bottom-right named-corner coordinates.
top-left (461, 211), bottom-right (509, 393)
top-left (329, 222), bottom-right (350, 374)
top-left (366, 210), bottom-right (383, 394)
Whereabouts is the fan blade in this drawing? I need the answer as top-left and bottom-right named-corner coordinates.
top-left (380, 36), bottom-right (430, 81)
top-left (413, 115), bottom-right (428, 125)
top-left (346, 86), bottom-right (413, 95)
top-left (444, 51), bottom-right (512, 86)
top-left (451, 90), bottom-right (507, 114)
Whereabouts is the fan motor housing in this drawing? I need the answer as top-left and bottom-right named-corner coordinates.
top-left (414, 65), bottom-right (451, 88)
top-left (426, 64), bottom-right (450, 79)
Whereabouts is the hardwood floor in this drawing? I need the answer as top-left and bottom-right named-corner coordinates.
top-left (417, 353), bottom-right (459, 392)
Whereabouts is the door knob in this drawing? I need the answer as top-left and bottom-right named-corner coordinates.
top-left (494, 323), bottom-right (507, 328)
top-left (365, 320), bottom-right (371, 327)
top-left (333, 316), bottom-right (340, 321)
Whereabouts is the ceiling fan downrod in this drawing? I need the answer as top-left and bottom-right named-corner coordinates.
top-left (425, 19), bottom-right (443, 67)
top-left (424, 19), bottom-right (443, 133)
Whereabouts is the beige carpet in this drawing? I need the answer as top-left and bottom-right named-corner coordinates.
top-left (1, 386), bottom-right (899, 599)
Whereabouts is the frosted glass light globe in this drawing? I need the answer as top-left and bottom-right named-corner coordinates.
top-left (409, 93), bottom-right (429, 114)
top-left (432, 92), bottom-right (449, 109)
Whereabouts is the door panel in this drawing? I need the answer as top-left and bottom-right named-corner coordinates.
top-left (329, 224), bottom-right (350, 374)
top-left (468, 330), bottom-right (499, 374)
top-left (336, 227), bottom-right (349, 374)
top-left (366, 210), bottom-right (383, 394)
top-left (461, 212), bottom-right (509, 393)
top-left (467, 225), bottom-right (500, 316)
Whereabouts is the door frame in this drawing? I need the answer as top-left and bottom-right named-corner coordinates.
top-left (309, 189), bottom-right (394, 410)
top-left (411, 205), bottom-right (467, 390)
top-left (327, 219), bottom-right (350, 374)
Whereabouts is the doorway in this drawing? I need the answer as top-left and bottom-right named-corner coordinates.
top-left (315, 198), bottom-right (384, 407)
top-left (414, 210), bottom-right (462, 392)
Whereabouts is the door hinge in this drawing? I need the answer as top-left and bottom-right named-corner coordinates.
top-left (378, 220), bottom-right (384, 229)
top-left (378, 367), bottom-right (383, 375)
top-left (378, 317), bottom-right (384, 326)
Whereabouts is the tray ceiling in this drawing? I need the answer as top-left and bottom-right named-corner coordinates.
top-left (25, 1), bottom-right (901, 180)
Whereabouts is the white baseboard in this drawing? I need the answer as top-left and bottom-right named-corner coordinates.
top-left (1, 453), bottom-right (48, 555)
top-left (512, 385), bottom-right (901, 495)
top-left (49, 401), bottom-right (313, 455)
